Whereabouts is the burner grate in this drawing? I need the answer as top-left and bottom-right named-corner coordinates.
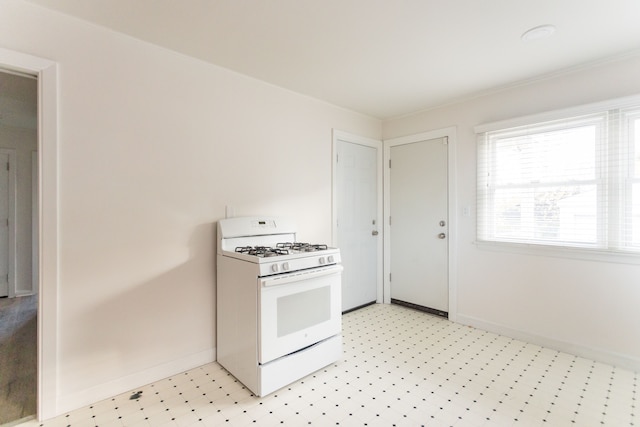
top-left (233, 243), bottom-right (330, 258)
top-left (276, 242), bottom-right (328, 252)
top-left (235, 246), bottom-right (289, 257)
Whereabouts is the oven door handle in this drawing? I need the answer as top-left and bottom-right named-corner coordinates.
top-left (261, 265), bottom-right (343, 287)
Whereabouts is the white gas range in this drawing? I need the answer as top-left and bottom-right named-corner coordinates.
top-left (216, 216), bottom-right (343, 397)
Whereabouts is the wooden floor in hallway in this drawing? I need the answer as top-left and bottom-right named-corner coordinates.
top-left (0, 294), bottom-right (37, 426)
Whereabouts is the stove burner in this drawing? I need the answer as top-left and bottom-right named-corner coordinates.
top-left (235, 246), bottom-right (289, 257)
top-left (234, 243), bottom-right (330, 258)
top-left (277, 242), bottom-right (328, 252)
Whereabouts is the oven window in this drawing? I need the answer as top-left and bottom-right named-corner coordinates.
top-left (277, 286), bottom-right (331, 337)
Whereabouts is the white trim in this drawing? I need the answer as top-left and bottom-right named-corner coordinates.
top-left (383, 127), bottom-right (458, 321)
top-left (475, 240), bottom-right (640, 264)
top-left (58, 349), bottom-right (215, 414)
top-left (457, 314), bottom-right (640, 372)
top-left (474, 92), bottom-right (640, 134)
top-left (331, 129), bottom-right (384, 304)
top-left (0, 47), bottom-right (59, 421)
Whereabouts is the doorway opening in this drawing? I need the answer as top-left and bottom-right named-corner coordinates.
top-left (0, 68), bottom-right (38, 425)
top-left (0, 46), bottom-right (59, 422)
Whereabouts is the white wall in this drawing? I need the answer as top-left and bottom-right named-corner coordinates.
top-left (383, 54), bottom-right (640, 372)
top-left (0, 0), bottom-right (381, 416)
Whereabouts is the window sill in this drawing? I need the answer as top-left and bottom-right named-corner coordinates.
top-left (475, 240), bottom-right (640, 265)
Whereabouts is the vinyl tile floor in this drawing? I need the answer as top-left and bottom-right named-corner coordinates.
top-left (18, 303), bottom-right (638, 427)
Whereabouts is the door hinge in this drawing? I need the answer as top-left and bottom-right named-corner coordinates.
top-left (389, 273), bottom-right (392, 282)
top-left (5, 162), bottom-right (8, 171)
top-left (388, 159), bottom-right (391, 168)
top-left (336, 154), bottom-right (339, 163)
top-left (389, 216), bottom-right (392, 226)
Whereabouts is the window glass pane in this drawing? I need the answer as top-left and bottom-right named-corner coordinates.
top-left (493, 185), bottom-right (597, 244)
top-left (632, 183), bottom-right (640, 247)
top-left (635, 118), bottom-right (640, 178)
top-left (493, 125), bottom-right (596, 185)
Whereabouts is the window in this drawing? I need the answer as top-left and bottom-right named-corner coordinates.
top-left (477, 99), bottom-right (640, 255)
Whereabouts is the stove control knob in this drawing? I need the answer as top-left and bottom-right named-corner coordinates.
top-left (271, 264), bottom-right (279, 273)
top-left (282, 262), bottom-right (290, 271)
top-left (319, 257), bottom-right (326, 265)
top-left (328, 255), bottom-right (335, 263)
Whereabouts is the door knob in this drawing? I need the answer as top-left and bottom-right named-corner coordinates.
top-left (438, 233), bottom-right (446, 239)
top-left (372, 230), bottom-right (379, 236)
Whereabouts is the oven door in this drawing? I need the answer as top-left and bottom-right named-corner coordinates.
top-left (258, 265), bottom-right (342, 364)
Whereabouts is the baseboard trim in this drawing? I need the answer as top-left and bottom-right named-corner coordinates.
top-left (55, 348), bottom-right (215, 418)
top-left (456, 314), bottom-right (640, 372)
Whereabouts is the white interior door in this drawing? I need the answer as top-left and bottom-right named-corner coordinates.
top-left (389, 137), bottom-right (448, 315)
top-left (0, 151), bottom-right (10, 297)
top-left (334, 132), bottom-right (381, 312)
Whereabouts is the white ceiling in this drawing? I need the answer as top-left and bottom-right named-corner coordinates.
top-left (22, 0), bottom-right (640, 119)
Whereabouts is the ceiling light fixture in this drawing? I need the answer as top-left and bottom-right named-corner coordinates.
top-left (521, 24), bottom-right (556, 42)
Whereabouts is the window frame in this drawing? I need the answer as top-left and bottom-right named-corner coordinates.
top-left (475, 94), bottom-right (640, 263)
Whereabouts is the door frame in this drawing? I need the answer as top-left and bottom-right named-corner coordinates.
top-left (0, 47), bottom-right (59, 420)
top-left (383, 127), bottom-right (458, 321)
top-left (331, 129), bottom-right (384, 304)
